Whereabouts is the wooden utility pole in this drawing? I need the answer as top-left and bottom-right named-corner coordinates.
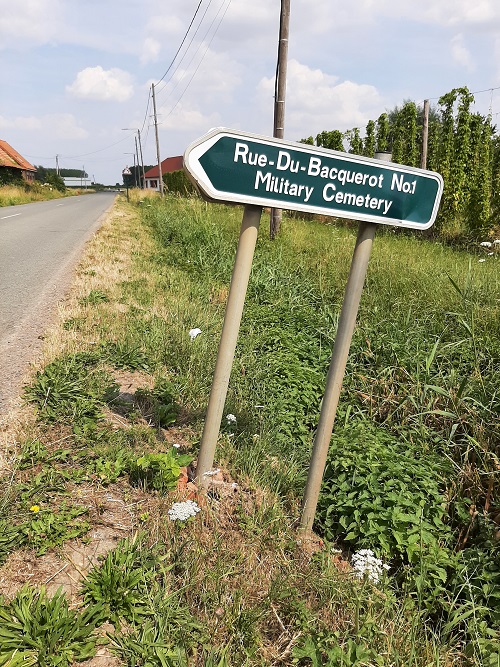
top-left (420, 99), bottom-right (430, 170)
top-left (137, 130), bottom-right (146, 189)
top-left (151, 83), bottom-right (164, 196)
top-left (270, 0), bottom-right (290, 239)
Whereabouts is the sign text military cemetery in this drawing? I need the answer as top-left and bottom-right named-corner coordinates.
top-left (184, 127), bottom-right (444, 533)
top-left (184, 128), bottom-right (443, 229)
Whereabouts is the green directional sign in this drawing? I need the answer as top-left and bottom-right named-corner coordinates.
top-left (183, 128), bottom-right (443, 230)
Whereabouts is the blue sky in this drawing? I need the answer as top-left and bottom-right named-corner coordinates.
top-left (1, 0), bottom-right (500, 184)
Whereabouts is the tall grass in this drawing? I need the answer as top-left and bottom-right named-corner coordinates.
top-left (13, 194), bottom-right (497, 665)
top-left (0, 184), bottom-right (84, 206)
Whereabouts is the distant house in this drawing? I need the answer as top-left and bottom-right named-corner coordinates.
top-left (0, 140), bottom-right (36, 182)
top-left (63, 177), bottom-right (93, 188)
top-left (144, 156), bottom-right (183, 190)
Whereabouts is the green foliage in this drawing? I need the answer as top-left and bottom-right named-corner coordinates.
top-left (316, 422), bottom-right (453, 560)
top-left (293, 633), bottom-right (380, 667)
top-left (82, 534), bottom-right (167, 625)
top-left (0, 520), bottom-right (24, 566)
top-left (163, 169), bottom-right (197, 195)
top-left (363, 120), bottom-right (375, 157)
top-left (129, 448), bottom-right (192, 493)
top-left (314, 130), bottom-right (345, 151)
top-left (79, 289), bottom-right (109, 305)
top-left (135, 380), bottom-right (179, 427)
top-left (103, 339), bottom-right (150, 371)
top-left (0, 586), bottom-right (99, 666)
top-left (25, 352), bottom-right (118, 424)
top-left (307, 86), bottom-right (500, 239)
top-left (92, 447), bottom-right (132, 484)
top-left (375, 113), bottom-right (390, 152)
top-left (346, 128), bottom-right (363, 155)
top-left (0, 168), bottom-right (26, 187)
top-left (109, 600), bottom-right (203, 665)
top-left (22, 503), bottom-right (90, 555)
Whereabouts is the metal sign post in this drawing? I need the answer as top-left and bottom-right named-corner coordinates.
top-left (122, 167), bottom-right (132, 202)
top-left (299, 220), bottom-right (376, 532)
top-left (195, 205), bottom-right (262, 486)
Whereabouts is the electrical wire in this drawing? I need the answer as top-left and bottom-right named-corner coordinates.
top-left (63, 134), bottom-right (133, 159)
top-left (155, 0), bottom-right (204, 86)
top-left (157, 0), bottom-right (232, 122)
top-left (155, 0), bottom-right (216, 97)
top-left (156, 0), bottom-right (223, 110)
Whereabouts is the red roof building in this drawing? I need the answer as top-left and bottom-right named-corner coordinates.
top-left (144, 156), bottom-right (183, 190)
top-left (0, 140), bottom-right (36, 182)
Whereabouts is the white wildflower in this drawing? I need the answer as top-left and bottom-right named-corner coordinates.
top-left (493, 239), bottom-right (500, 245)
top-left (351, 549), bottom-right (390, 584)
top-left (480, 241), bottom-right (492, 248)
top-left (172, 443), bottom-right (181, 449)
top-left (189, 327), bottom-right (202, 340)
top-left (226, 413), bottom-right (237, 424)
top-left (168, 500), bottom-right (201, 521)
top-left (479, 259), bottom-right (486, 263)
top-left (488, 252), bottom-right (494, 256)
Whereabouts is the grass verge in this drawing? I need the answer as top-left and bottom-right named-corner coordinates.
top-left (0, 191), bottom-right (498, 666)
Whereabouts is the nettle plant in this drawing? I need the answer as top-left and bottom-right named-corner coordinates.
top-left (129, 447), bottom-right (193, 493)
top-left (316, 421), bottom-right (455, 602)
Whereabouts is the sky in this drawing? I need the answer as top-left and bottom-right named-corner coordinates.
top-left (1, 0), bottom-right (500, 185)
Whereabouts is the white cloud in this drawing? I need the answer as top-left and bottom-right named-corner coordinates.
top-left (0, 113), bottom-right (87, 140)
top-left (258, 60), bottom-right (384, 140)
top-left (450, 34), bottom-right (475, 71)
top-left (0, 115), bottom-right (42, 131)
top-left (0, 0), bottom-right (63, 49)
top-left (290, 0), bottom-right (500, 37)
top-left (66, 66), bottom-right (134, 102)
top-left (157, 102), bottom-right (220, 132)
top-left (141, 37), bottom-right (162, 64)
top-left (153, 48), bottom-right (242, 114)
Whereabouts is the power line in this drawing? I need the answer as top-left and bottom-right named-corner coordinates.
top-left (140, 89), bottom-right (152, 134)
top-left (157, 0), bottom-right (232, 122)
top-left (155, 0), bottom-right (204, 86)
top-left (63, 134), bottom-right (133, 159)
top-left (156, 0), bottom-right (216, 97)
top-left (423, 84), bottom-right (500, 103)
top-left (156, 0), bottom-right (224, 110)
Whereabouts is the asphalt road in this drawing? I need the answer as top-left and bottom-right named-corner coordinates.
top-left (0, 192), bottom-right (116, 413)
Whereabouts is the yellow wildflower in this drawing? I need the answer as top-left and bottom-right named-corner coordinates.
top-left (30, 505), bottom-right (40, 513)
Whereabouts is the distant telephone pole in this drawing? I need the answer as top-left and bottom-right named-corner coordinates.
top-left (270, 0), bottom-right (290, 239)
top-left (151, 83), bottom-right (164, 196)
top-left (420, 99), bottom-right (430, 169)
top-left (137, 130), bottom-right (146, 188)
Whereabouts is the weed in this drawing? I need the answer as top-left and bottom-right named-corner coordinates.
top-left (293, 633), bottom-right (380, 667)
top-left (0, 586), bottom-right (99, 666)
top-left (109, 593), bottom-right (203, 665)
top-left (135, 380), bottom-right (179, 427)
top-left (82, 534), bottom-right (169, 625)
top-left (316, 421), bottom-right (453, 559)
top-left (0, 520), bottom-right (25, 566)
top-left (22, 503), bottom-right (90, 555)
top-left (103, 339), bottom-right (150, 371)
top-left (79, 289), bottom-right (109, 305)
top-left (129, 448), bottom-right (193, 493)
top-left (25, 352), bottom-right (118, 424)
